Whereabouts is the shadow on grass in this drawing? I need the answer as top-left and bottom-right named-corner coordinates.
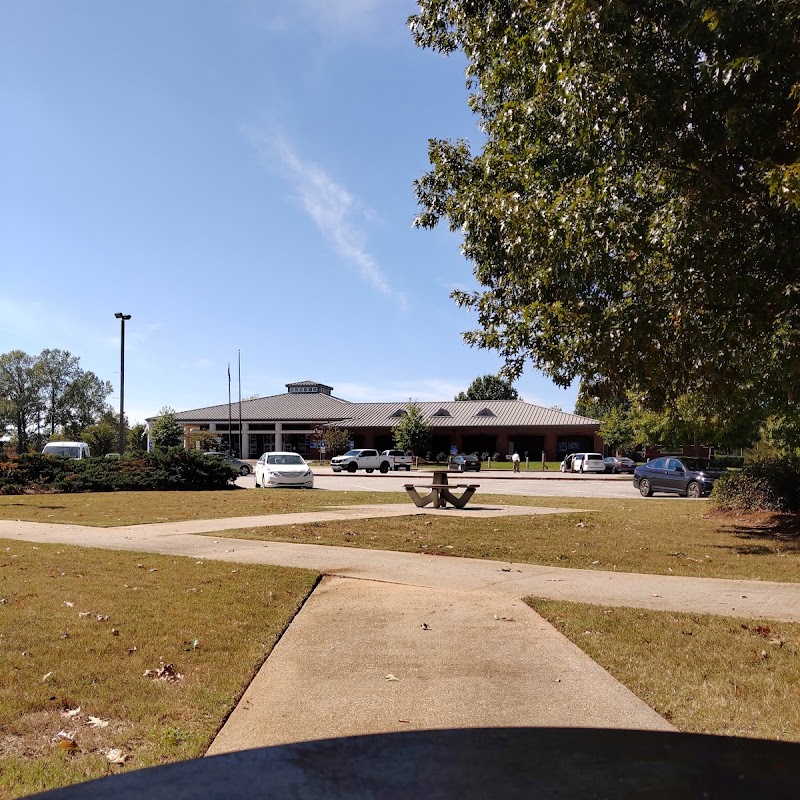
top-left (714, 512), bottom-right (800, 555)
top-left (4, 502), bottom-right (68, 509)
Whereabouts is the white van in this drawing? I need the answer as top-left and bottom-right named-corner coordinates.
top-left (42, 441), bottom-right (91, 459)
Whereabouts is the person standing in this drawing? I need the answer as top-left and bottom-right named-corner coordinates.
top-left (541, 451), bottom-right (549, 470)
top-left (512, 451), bottom-right (521, 473)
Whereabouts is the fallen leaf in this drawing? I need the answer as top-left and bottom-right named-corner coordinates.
top-left (104, 748), bottom-right (130, 765)
top-left (86, 716), bottom-right (109, 729)
top-left (42, 671), bottom-right (54, 682)
top-left (63, 601), bottom-right (74, 608)
top-left (61, 707), bottom-right (81, 719)
top-left (420, 623), bottom-right (431, 631)
top-left (144, 661), bottom-right (183, 683)
top-left (385, 674), bottom-right (400, 681)
top-left (57, 738), bottom-right (79, 752)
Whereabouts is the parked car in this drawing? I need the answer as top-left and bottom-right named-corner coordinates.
top-left (560, 452), bottom-right (606, 473)
top-left (449, 454), bottom-right (481, 472)
top-left (632, 457), bottom-right (727, 498)
top-left (380, 449), bottom-right (414, 471)
top-left (604, 456), bottom-right (637, 474)
top-left (331, 449), bottom-right (393, 473)
top-left (255, 451), bottom-right (314, 489)
top-left (42, 441), bottom-right (91, 459)
top-left (203, 451), bottom-right (252, 476)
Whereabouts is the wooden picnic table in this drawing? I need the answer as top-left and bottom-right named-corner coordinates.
top-left (404, 471), bottom-right (479, 509)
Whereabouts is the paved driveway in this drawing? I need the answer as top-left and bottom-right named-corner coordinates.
top-left (239, 469), bottom-right (653, 500)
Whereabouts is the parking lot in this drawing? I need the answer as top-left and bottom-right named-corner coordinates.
top-left (238, 467), bottom-right (645, 500)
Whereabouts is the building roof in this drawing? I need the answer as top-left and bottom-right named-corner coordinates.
top-left (339, 400), bottom-right (598, 429)
top-left (171, 391), bottom-right (353, 423)
top-left (166, 392), bottom-right (598, 428)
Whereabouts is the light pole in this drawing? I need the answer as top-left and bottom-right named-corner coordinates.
top-left (114, 313), bottom-right (131, 454)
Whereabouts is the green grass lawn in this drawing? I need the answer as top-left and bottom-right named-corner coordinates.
top-left (2, 491), bottom-right (798, 582)
top-left (529, 599), bottom-right (800, 742)
top-left (0, 539), bottom-right (317, 799)
top-left (207, 496), bottom-right (800, 583)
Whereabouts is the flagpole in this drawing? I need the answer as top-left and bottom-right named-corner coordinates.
top-left (238, 350), bottom-right (242, 460)
top-left (227, 364), bottom-right (232, 456)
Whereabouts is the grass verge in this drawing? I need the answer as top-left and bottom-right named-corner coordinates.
top-left (0, 490), bottom-right (404, 527)
top-left (528, 599), bottom-right (800, 742)
top-left (206, 497), bottom-right (800, 583)
top-left (0, 538), bottom-right (318, 799)
top-left (2, 491), bottom-right (798, 582)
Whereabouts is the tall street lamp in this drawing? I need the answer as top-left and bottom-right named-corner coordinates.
top-left (114, 313), bottom-right (131, 454)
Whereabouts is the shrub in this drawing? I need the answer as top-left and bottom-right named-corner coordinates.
top-left (436, 452), bottom-right (447, 464)
top-left (0, 449), bottom-right (237, 493)
top-left (711, 455), bottom-right (745, 469)
top-left (712, 456), bottom-right (800, 512)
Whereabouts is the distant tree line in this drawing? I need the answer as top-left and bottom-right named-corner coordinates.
top-left (0, 348), bottom-right (145, 456)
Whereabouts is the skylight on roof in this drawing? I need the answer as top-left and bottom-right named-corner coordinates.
top-left (476, 408), bottom-right (495, 417)
top-left (390, 409), bottom-right (407, 418)
top-left (432, 408), bottom-right (451, 417)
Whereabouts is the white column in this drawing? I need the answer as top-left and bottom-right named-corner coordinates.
top-left (241, 422), bottom-right (250, 458)
top-left (275, 422), bottom-right (283, 452)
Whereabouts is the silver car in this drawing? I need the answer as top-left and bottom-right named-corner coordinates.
top-left (255, 452), bottom-right (314, 489)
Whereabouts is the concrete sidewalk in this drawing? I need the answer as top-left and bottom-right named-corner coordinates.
top-left (3, 505), bottom-right (798, 755)
top-left (207, 577), bottom-right (673, 754)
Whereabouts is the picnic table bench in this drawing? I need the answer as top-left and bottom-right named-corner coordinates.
top-left (404, 471), bottom-right (479, 509)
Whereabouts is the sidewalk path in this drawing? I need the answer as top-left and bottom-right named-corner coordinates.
top-left (3, 504), bottom-right (798, 753)
top-left (2, 505), bottom-right (797, 622)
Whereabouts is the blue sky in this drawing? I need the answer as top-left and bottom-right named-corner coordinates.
top-left (2, 0), bottom-right (579, 424)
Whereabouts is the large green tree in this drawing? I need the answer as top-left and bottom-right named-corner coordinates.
top-left (392, 401), bottom-right (432, 455)
top-left (149, 406), bottom-right (183, 451)
top-left (410, 1), bottom-right (800, 422)
top-left (37, 348), bottom-right (80, 435)
top-left (0, 351), bottom-right (41, 453)
top-left (455, 374), bottom-right (519, 401)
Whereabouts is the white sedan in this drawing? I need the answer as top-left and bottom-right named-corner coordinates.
top-left (254, 452), bottom-right (314, 489)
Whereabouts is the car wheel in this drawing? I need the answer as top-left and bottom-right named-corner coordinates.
top-left (366, 468), bottom-right (374, 473)
top-left (254, 475), bottom-right (260, 488)
top-left (239, 465), bottom-right (250, 476)
top-left (639, 478), bottom-right (653, 497)
top-left (406, 465), bottom-right (411, 471)
top-left (686, 481), bottom-right (702, 499)
top-left (393, 465), bottom-right (399, 471)
top-left (347, 462), bottom-right (357, 473)
top-left (380, 463), bottom-right (389, 474)
top-left (560, 464), bottom-right (566, 473)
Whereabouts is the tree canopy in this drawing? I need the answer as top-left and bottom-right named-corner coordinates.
top-left (0, 349), bottom-right (112, 452)
top-left (455, 373), bottom-right (519, 401)
top-left (149, 407), bottom-right (183, 451)
top-left (410, 1), bottom-right (800, 423)
top-left (392, 401), bottom-right (432, 455)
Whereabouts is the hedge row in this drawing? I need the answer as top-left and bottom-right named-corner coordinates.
top-left (712, 456), bottom-right (800, 513)
top-left (0, 450), bottom-right (238, 493)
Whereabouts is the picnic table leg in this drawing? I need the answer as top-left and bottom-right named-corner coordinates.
top-left (405, 486), bottom-right (434, 508)
top-left (440, 486), bottom-right (477, 509)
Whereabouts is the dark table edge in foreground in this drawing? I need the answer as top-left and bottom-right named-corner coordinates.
top-left (31, 727), bottom-right (800, 799)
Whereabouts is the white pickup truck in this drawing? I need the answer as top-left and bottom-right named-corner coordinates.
top-left (330, 448), bottom-right (412, 473)
top-left (380, 449), bottom-right (413, 471)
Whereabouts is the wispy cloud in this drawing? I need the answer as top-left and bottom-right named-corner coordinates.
top-left (336, 378), bottom-right (464, 403)
top-left (236, 0), bottom-right (404, 39)
top-left (248, 130), bottom-right (408, 309)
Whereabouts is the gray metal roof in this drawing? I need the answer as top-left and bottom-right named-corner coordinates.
top-left (171, 392), bottom-right (353, 423)
top-left (166, 394), bottom-right (598, 428)
top-left (339, 400), bottom-right (599, 429)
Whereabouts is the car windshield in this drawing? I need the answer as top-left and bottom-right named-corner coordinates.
top-left (343, 450), bottom-right (360, 457)
top-left (267, 454), bottom-right (305, 465)
top-left (682, 458), bottom-right (726, 472)
top-left (45, 446), bottom-right (81, 458)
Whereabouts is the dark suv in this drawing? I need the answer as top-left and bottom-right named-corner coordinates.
top-left (633, 457), bottom-right (727, 498)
